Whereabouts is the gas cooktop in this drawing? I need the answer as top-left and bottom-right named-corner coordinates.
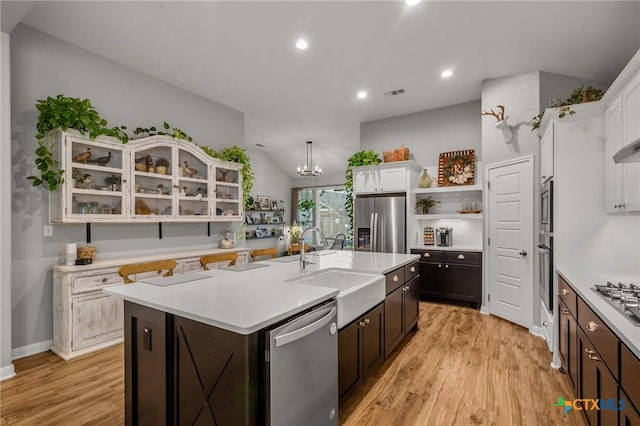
top-left (592, 282), bottom-right (640, 326)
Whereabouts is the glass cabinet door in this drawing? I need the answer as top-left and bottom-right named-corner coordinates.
top-left (213, 165), bottom-right (242, 221)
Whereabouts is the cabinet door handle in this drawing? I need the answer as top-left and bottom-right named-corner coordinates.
top-left (444, 264), bottom-right (449, 269)
top-left (560, 289), bottom-right (569, 296)
top-left (364, 318), bottom-right (370, 325)
top-left (587, 321), bottom-right (598, 332)
top-left (393, 275), bottom-right (399, 282)
top-left (423, 253), bottom-right (430, 258)
top-left (560, 308), bottom-right (569, 315)
top-left (457, 254), bottom-right (465, 260)
top-left (359, 320), bottom-right (366, 328)
top-left (102, 277), bottom-right (108, 283)
top-left (410, 266), bottom-right (416, 272)
top-left (438, 264), bottom-right (442, 268)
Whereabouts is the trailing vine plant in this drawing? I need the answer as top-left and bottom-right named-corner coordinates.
top-left (297, 198), bottom-right (316, 225)
top-left (529, 85), bottom-right (605, 131)
top-left (344, 150), bottom-right (382, 235)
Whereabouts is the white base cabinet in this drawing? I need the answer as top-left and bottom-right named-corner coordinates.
top-left (51, 248), bottom-right (249, 360)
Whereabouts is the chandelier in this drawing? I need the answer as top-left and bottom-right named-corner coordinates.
top-left (297, 140), bottom-right (322, 177)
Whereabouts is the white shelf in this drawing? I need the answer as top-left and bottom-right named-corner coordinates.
top-left (415, 184), bottom-right (482, 194)
top-left (415, 213), bottom-right (483, 220)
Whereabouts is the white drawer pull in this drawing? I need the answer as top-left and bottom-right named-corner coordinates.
top-left (423, 253), bottom-right (430, 258)
top-left (410, 266), bottom-right (416, 273)
top-left (561, 289), bottom-right (569, 296)
top-left (587, 321), bottom-right (598, 332)
top-left (457, 254), bottom-right (465, 260)
top-left (393, 275), bottom-right (399, 282)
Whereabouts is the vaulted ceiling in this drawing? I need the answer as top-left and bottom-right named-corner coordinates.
top-left (4, 1), bottom-right (640, 180)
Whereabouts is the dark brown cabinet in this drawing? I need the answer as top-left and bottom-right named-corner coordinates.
top-left (558, 298), bottom-right (578, 393)
top-left (338, 302), bottom-right (384, 400)
top-left (411, 249), bottom-right (482, 308)
top-left (621, 345), bottom-right (640, 425)
top-left (384, 262), bottom-right (419, 358)
top-left (620, 390), bottom-right (640, 426)
top-left (578, 327), bottom-right (618, 426)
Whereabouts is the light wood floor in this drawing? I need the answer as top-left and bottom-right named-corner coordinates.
top-left (0, 302), bottom-right (584, 425)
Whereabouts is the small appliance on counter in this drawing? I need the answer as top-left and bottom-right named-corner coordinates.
top-left (436, 227), bottom-right (453, 246)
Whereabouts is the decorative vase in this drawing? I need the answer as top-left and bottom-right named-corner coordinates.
top-left (419, 170), bottom-right (433, 188)
top-left (155, 165), bottom-right (168, 175)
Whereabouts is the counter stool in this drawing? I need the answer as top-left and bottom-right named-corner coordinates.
top-left (200, 252), bottom-right (238, 270)
top-left (118, 259), bottom-right (177, 284)
top-left (250, 247), bottom-right (278, 262)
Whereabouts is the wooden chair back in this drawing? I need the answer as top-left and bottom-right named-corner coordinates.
top-left (251, 247), bottom-right (278, 262)
top-left (200, 252), bottom-right (238, 270)
top-left (289, 243), bottom-right (310, 254)
top-left (118, 259), bottom-right (177, 284)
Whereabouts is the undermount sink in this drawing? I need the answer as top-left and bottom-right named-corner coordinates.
top-left (266, 256), bottom-right (300, 263)
top-left (287, 268), bottom-right (385, 328)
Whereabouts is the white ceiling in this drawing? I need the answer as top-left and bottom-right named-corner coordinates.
top-left (5, 1), bottom-right (640, 180)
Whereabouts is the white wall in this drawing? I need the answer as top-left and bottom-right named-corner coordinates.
top-left (361, 100), bottom-right (481, 168)
top-left (10, 24), bottom-right (292, 354)
top-left (1, 31), bottom-right (15, 380)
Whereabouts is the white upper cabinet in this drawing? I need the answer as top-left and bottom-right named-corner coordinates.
top-left (49, 129), bottom-right (243, 223)
top-left (353, 161), bottom-right (419, 195)
top-left (540, 121), bottom-right (554, 184)
top-left (605, 91), bottom-right (640, 213)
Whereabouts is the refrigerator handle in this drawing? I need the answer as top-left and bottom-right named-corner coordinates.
top-left (373, 212), bottom-right (378, 252)
top-left (369, 213), bottom-right (375, 252)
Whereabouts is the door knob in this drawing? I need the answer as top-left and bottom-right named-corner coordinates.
top-left (519, 250), bottom-right (527, 256)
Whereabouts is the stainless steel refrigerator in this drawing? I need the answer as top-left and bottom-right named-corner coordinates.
top-left (354, 193), bottom-right (406, 253)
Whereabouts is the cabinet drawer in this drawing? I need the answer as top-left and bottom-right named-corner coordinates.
top-left (622, 344), bottom-right (640, 411)
top-left (578, 298), bottom-right (619, 380)
top-left (443, 251), bottom-right (481, 266)
top-left (411, 249), bottom-right (443, 262)
top-left (71, 270), bottom-right (123, 294)
top-left (404, 261), bottom-right (419, 282)
top-left (385, 267), bottom-right (405, 294)
top-left (558, 275), bottom-right (577, 318)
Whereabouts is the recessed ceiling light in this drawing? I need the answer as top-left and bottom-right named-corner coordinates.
top-left (295, 39), bottom-right (308, 50)
top-left (441, 70), bottom-right (453, 78)
top-left (357, 91), bottom-right (367, 99)
top-left (406, 0), bottom-right (421, 5)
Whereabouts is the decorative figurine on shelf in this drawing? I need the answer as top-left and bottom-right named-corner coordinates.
top-left (134, 156), bottom-right (147, 172)
top-left (87, 151), bottom-right (111, 166)
top-left (220, 228), bottom-right (236, 249)
top-left (419, 169), bottom-right (433, 188)
top-left (73, 148), bottom-right (91, 163)
top-left (183, 161), bottom-right (201, 178)
top-left (146, 155), bottom-right (154, 173)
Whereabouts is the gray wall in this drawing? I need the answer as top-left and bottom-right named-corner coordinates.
top-left (1, 31), bottom-right (15, 378)
top-left (9, 24), bottom-right (291, 353)
top-left (360, 101), bottom-right (482, 168)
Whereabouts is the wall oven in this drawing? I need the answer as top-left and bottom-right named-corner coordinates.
top-left (541, 180), bottom-right (553, 233)
top-left (538, 179), bottom-right (554, 312)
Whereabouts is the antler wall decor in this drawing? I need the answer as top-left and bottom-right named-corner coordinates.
top-left (482, 104), bottom-right (513, 144)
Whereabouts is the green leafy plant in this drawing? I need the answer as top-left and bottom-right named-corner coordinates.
top-left (27, 139), bottom-right (65, 190)
top-left (245, 195), bottom-right (255, 210)
top-left (155, 157), bottom-right (170, 167)
top-left (297, 198), bottom-right (316, 225)
top-left (132, 122), bottom-right (193, 142)
top-left (415, 196), bottom-right (440, 214)
top-left (344, 150), bottom-right (382, 233)
top-left (201, 145), bottom-right (254, 207)
top-left (529, 85), bottom-right (605, 131)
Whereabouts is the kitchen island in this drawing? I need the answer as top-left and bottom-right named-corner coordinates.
top-left (104, 250), bottom-right (419, 425)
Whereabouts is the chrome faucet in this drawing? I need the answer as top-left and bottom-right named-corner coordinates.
top-left (299, 227), bottom-right (329, 273)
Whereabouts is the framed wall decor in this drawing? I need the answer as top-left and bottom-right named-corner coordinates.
top-left (438, 149), bottom-right (476, 186)
top-left (257, 195), bottom-right (271, 210)
top-left (271, 200), bottom-right (279, 211)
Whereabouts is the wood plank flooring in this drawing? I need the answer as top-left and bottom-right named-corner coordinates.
top-left (0, 301), bottom-right (584, 425)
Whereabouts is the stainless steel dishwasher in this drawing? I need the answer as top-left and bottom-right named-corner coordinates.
top-left (266, 300), bottom-right (338, 425)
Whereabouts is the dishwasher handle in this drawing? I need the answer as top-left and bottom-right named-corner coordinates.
top-left (274, 307), bottom-right (337, 348)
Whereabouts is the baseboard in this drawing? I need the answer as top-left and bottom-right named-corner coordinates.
top-left (12, 339), bottom-right (52, 360)
top-left (0, 363), bottom-right (16, 381)
top-left (479, 305), bottom-right (489, 315)
top-left (529, 325), bottom-right (545, 339)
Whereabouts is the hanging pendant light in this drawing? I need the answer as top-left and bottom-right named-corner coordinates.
top-left (297, 140), bottom-right (322, 177)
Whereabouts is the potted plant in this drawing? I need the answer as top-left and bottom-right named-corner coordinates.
top-left (415, 196), bottom-right (440, 214)
top-left (297, 198), bottom-right (316, 225)
top-left (529, 85), bottom-right (605, 131)
top-left (155, 157), bottom-right (170, 175)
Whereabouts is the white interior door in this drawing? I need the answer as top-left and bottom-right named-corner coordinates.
top-left (487, 157), bottom-right (533, 329)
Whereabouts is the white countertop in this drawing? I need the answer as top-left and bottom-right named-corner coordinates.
top-left (104, 251), bottom-right (419, 335)
top-left (557, 265), bottom-right (640, 359)
top-left (409, 245), bottom-right (483, 252)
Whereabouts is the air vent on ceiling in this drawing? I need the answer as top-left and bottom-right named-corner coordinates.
top-left (384, 88), bottom-right (406, 97)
